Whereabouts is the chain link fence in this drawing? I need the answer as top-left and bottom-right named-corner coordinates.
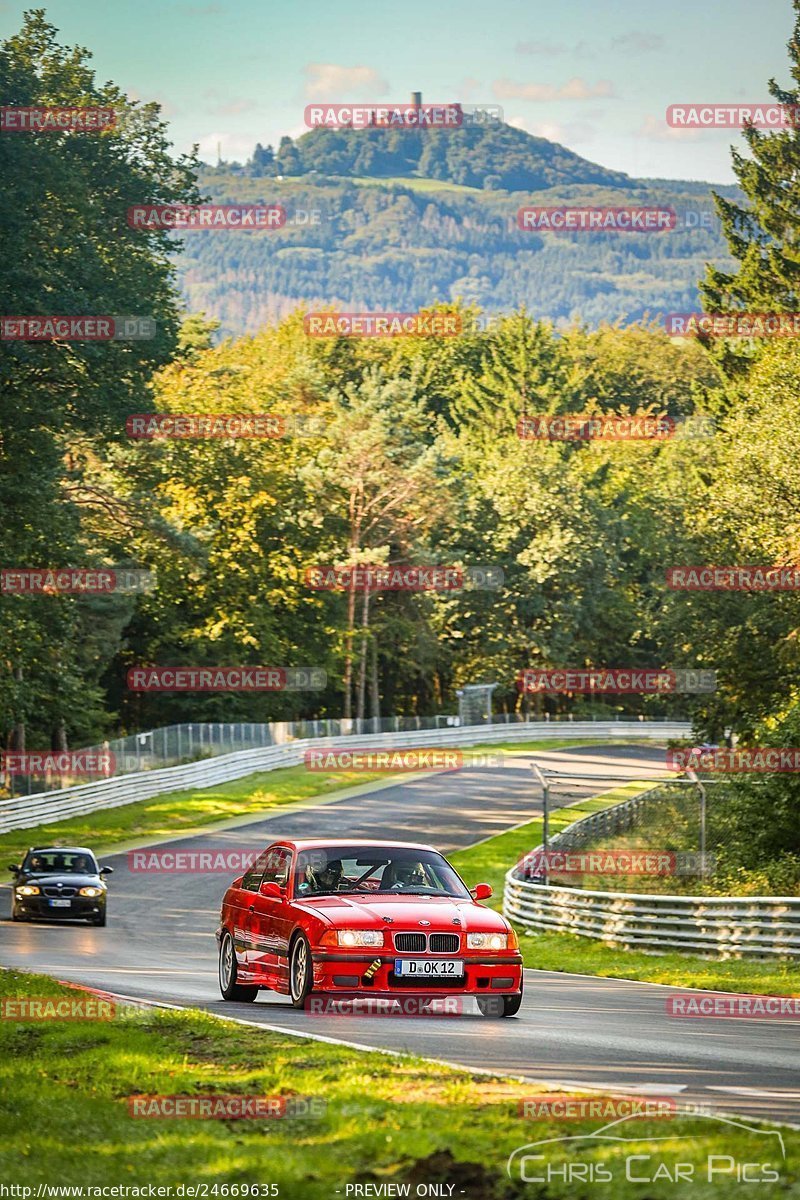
top-left (530, 775), bottom-right (791, 896)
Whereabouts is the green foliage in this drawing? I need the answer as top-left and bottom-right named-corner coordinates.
top-left (175, 172), bottom-right (737, 338)
top-left (0, 11), bottom-right (199, 747)
top-left (237, 119), bottom-right (632, 191)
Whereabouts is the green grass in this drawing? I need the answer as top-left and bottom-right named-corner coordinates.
top-left (0, 737), bottom-right (628, 864)
top-left (0, 967), bottom-right (795, 1196)
top-left (346, 174), bottom-right (483, 193)
top-left (449, 785), bottom-right (800, 996)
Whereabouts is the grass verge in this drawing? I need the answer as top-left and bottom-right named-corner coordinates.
top-left (0, 968), bottom-right (794, 1196)
top-left (449, 785), bottom-right (800, 997)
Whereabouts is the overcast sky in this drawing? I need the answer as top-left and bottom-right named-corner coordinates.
top-left (2, 0), bottom-right (795, 182)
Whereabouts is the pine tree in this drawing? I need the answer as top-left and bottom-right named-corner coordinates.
top-left (701, 0), bottom-right (800, 373)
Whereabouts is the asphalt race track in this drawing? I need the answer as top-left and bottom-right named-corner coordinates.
top-left (2, 744), bottom-right (799, 1126)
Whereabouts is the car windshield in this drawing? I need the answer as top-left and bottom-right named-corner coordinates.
top-left (293, 846), bottom-right (470, 899)
top-left (23, 851), bottom-right (96, 875)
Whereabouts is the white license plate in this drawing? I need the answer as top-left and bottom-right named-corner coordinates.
top-left (395, 959), bottom-right (464, 978)
top-left (49, 898), bottom-right (71, 908)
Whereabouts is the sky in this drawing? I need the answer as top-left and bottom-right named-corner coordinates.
top-left (1, 0), bottom-right (796, 182)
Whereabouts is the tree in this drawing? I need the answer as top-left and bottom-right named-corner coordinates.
top-left (701, 0), bottom-right (800, 375)
top-left (0, 10), bottom-right (199, 751)
top-left (302, 366), bottom-right (453, 719)
top-left (275, 136), bottom-right (302, 176)
top-left (251, 142), bottom-right (275, 175)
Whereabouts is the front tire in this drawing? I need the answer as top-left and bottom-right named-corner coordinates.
top-left (289, 933), bottom-right (313, 1008)
top-left (91, 909), bottom-right (107, 927)
top-left (219, 930), bottom-right (259, 1002)
top-left (10, 904), bottom-right (23, 922)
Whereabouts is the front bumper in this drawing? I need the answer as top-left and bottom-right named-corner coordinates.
top-left (14, 895), bottom-right (105, 920)
top-left (311, 951), bottom-right (523, 995)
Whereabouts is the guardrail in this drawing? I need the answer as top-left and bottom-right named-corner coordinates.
top-left (0, 719), bottom-right (689, 834)
top-left (5, 711), bottom-right (690, 794)
top-left (504, 786), bottom-right (800, 959)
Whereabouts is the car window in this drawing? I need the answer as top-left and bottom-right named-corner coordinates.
top-left (241, 850), bottom-right (270, 891)
top-left (292, 847), bottom-right (469, 898)
top-left (23, 851), bottom-right (97, 874)
top-left (261, 847), bottom-right (291, 887)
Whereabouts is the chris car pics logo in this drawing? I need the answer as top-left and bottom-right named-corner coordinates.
top-left (507, 1112), bottom-right (785, 1185)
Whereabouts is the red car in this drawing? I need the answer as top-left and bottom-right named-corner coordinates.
top-left (216, 839), bottom-right (524, 1017)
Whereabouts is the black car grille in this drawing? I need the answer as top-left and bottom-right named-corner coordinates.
top-left (394, 933), bottom-right (426, 953)
top-left (43, 887), bottom-right (77, 898)
top-left (429, 933), bottom-right (461, 953)
top-left (393, 932), bottom-right (461, 953)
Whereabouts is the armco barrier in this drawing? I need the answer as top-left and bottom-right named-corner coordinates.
top-left (0, 720), bottom-right (689, 834)
top-left (503, 787), bottom-right (800, 959)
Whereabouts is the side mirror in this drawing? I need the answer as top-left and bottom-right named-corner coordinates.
top-left (472, 883), bottom-right (493, 901)
top-left (8, 864), bottom-right (20, 873)
top-left (99, 865), bottom-right (114, 875)
top-left (260, 881), bottom-right (284, 900)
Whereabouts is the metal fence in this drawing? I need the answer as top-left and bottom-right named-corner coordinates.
top-left (504, 787), bottom-right (800, 958)
top-left (0, 719), bottom-right (690, 834)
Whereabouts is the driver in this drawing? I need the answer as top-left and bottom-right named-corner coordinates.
top-left (315, 858), bottom-right (343, 892)
top-left (390, 860), bottom-right (425, 889)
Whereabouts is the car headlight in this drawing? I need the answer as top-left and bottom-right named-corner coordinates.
top-left (467, 932), bottom-right (508, 950)
top-left (79, 887), bottom-right (103, 898)
top-left (16, 885), bottom-right (40, 896)
top-left (337, 930), bottom-right (384, 948)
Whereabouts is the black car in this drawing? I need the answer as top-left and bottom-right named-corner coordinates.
top-left (8, 846), bottom-right (113, 926)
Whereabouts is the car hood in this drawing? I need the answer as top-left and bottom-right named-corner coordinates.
top-left (294, 892), bottom-right (509, 932)
top-left (18, 873), bottom-right (103, 888)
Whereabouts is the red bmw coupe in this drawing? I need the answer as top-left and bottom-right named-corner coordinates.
top-left (216, 839), bottom-right (524, 1017)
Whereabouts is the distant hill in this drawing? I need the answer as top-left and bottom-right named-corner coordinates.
top-left (172, 118), bottom-right (738, 337)
top-left (236, 120), bottom-right (633, 193)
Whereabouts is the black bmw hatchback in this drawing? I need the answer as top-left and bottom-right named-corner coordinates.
top-left (8, 846), bottom-right (113, 925)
